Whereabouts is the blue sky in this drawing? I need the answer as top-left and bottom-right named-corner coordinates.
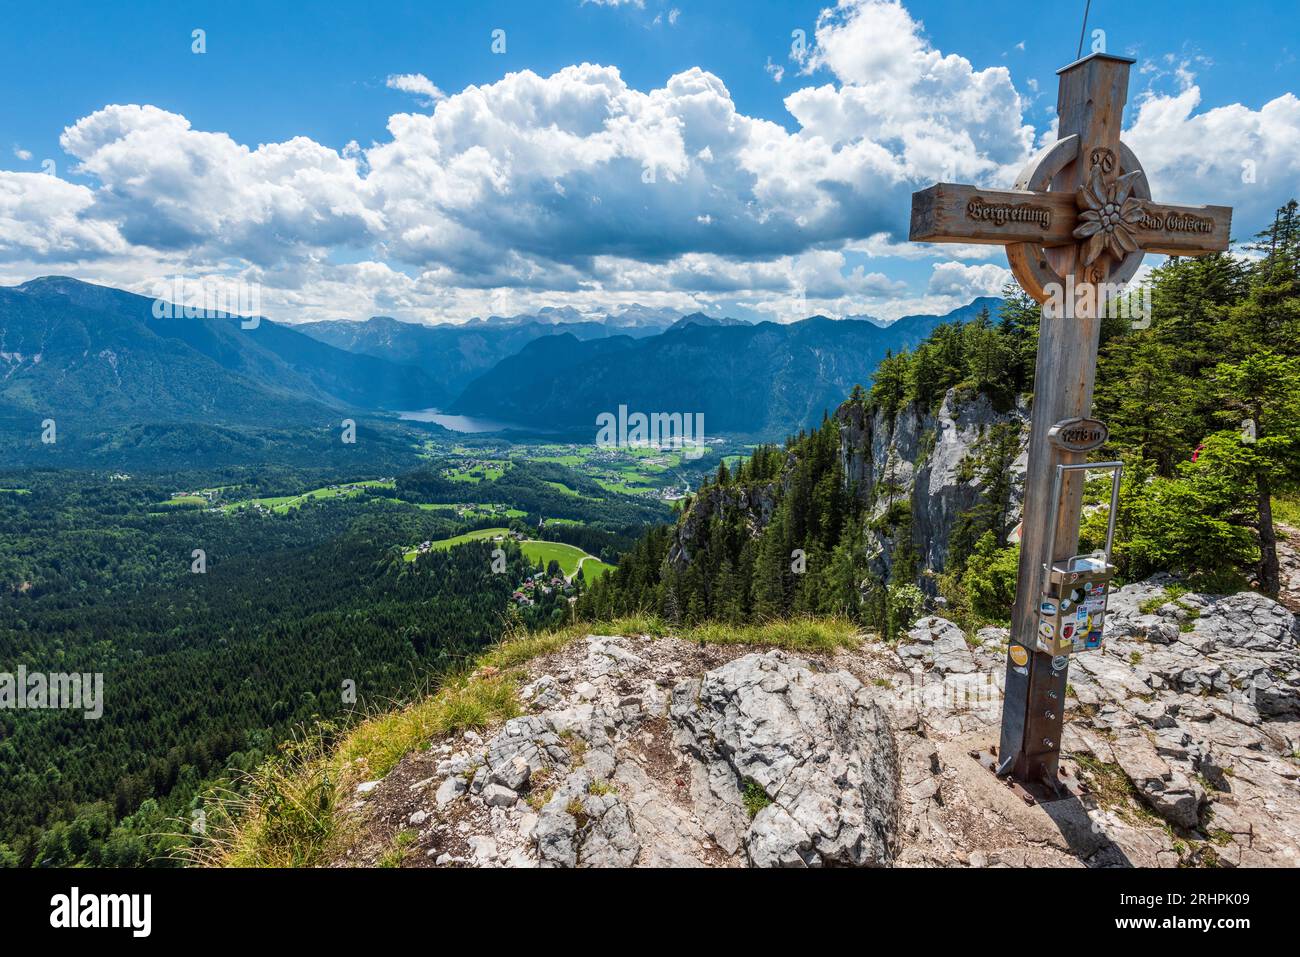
top-left (1, 0), bottom-right (1298, 323)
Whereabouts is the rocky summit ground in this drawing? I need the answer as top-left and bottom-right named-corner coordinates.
top-left (335, 578), bottom-right (1300, 868)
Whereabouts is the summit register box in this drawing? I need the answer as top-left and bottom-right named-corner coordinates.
top-left (1036, 555), bottom-right (1115, 655)
top-left (1034, 461), bottom-right (1123, 656)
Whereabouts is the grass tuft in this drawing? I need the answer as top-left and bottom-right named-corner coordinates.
top-left (742, 777), bottom-right (773, 819)
top-left (682, 616), bottom-right (862, 654)
top-left (187, 727), bottom-right (350, 869)
top-left (1074, 755), bottom-right (1166, 830)
top-left (1271, 492), bottom-right (1300, 528)
top-left (378, 829), bottom-right (418, 868)
top-left (337, 672), bottom-right (520, 783)
top-left (565, 797), bottom-right (590, 829)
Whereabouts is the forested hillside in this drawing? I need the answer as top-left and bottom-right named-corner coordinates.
top-left (580, 201), bottom-right (1300, 637)
top-left (0, 472), bottom-right (560, 867)
top-left (0, 277), bottom-right (454, 470)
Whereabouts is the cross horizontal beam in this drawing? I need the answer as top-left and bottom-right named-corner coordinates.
top-left (909, 183), bottom-right (1232, 257)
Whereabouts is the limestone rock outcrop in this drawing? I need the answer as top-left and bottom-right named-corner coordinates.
top-left (340, 579), bottom-right (1300, 869)
top-left (671, 651), bottom-right (899, 867)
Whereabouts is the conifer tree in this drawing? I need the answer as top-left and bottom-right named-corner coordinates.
top-left (1211, 351), bottom-right (1300, 596)
top-left (871, 349), bottom-right (911, 415)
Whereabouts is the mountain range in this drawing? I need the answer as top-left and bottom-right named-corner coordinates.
top-left (293, 307), bottom-right (753, 401)
top-left (0, 276), bottom-right (1002, 455)
top-left (467, 303), bottom-right (693, 330)
top-left (0, 278), bottom-right (442, 430)
top-left (448, 299), bottom-right (1001, 435)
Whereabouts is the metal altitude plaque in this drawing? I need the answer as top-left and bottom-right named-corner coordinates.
top-left (1047, 417), bottom-right (1108, 453)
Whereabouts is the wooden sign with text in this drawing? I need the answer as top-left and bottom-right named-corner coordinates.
top-left (911, 183), bottom-right (1231, 259)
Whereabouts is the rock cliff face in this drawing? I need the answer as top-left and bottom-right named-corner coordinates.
top-left (337, 577), bottom-right (1300, 868)
top-left (664, 388), bottom-right (1026, 590)
top-left (835, 390), bottom-right (1028, 586)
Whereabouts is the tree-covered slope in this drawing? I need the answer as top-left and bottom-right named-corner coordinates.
top-left (0, 473), bottom-right (542, 867)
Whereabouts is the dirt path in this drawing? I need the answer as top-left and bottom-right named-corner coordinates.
top-left (570, 555), bottom-right (602, 583)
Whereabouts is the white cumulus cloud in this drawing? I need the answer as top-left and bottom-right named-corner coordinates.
top-left (0, 172), bottom-right (128, 262)
top-left (927, 261), bottom-right (1012, 299)
top-left (0, 0), bottom-right (1294, 325)
top-left (385, 73), bottom-right (446, 106)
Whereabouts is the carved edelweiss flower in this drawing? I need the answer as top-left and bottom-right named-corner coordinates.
top-left (1073, 166), bottom-right (1146, 266)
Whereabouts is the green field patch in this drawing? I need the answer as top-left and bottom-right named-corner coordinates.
top-left (519, 539), bottom-right (589, 576)
top-left (574, 557), bottom-right (615, 581)
top-left (624, 446), bottom-right (669, 459)
top-left (403, 527), bottom-right (512, 561)
top-left (443, 461), bottom-right (506, 484)
top-left (221, 479), bottom-right (394, 515)
top-left (543, 480), bottom-right (581, 497)
top-left (403, 528), bottom-right (610, 579)
top-left (596, 478), bottom-right (656, 496)
top-left (524, 444), bottom-right (592, 465)
top-left (428, 526), bottom-right (511, 548)
top-left (157, 482), bottom-right (252, 507)
top-left (414, 503), bottom-right (526, 519)
top-left (160, 495), bottom-right (207, 507)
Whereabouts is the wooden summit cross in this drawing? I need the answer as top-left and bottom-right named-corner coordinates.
top-left (909, 53), bottom-right (1232, 791)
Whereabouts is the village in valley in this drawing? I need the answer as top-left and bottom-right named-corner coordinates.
top-left (425, 437), bottom-right (730, 504)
